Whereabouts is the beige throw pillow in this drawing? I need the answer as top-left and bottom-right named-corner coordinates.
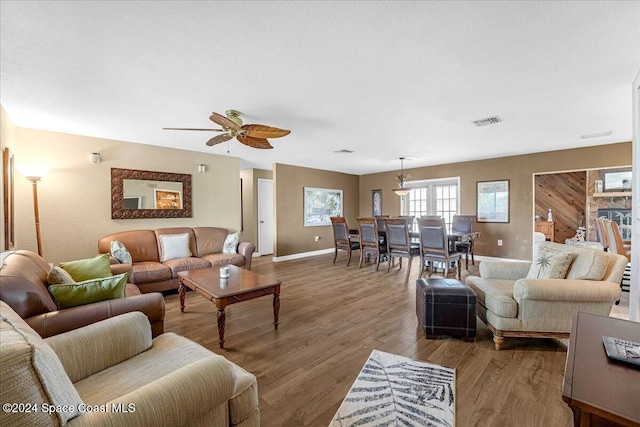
top-left (526, 248), bottom-right (574, 279)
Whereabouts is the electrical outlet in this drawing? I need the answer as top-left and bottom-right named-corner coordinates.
top-left (315, 236), bottom-right (320, 242)
top-left (497, 239), bottom-right (503, 247)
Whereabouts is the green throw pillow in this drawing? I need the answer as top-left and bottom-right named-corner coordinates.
top-left (48, 273), bottom-right (128, 309)
top-left (59, 254), bottom-right (113, 282)
top-left (526, 248), bottom-right (574, 279)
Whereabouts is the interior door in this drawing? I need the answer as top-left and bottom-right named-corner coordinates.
top-left (258, 178), bottom-right (274, 256)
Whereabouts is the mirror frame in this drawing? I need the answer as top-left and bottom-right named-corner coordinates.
top-left (111, 168), bottom-right (192, 219)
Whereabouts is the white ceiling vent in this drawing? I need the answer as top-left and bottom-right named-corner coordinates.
top-left (472, 116), bottom-right (502, 127)
top-left (580, 131), bottom-right (612, 139)
top-left (333, 149), bottom-right (354, 154)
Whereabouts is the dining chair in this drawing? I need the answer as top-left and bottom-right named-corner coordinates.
top-left (384, 218), bottom-right (420, 278)
top-left (397, 215), bottom-right (415, 230)
top-left (452, 214), bottom-right (477, 269)
top-left (595, 217), bottom-right (610, 251)
top-left (357, 217), bottom-right (388, 270)
top-left (605, 220), bottom-right (631, 261)
top-left (330, 217), bottom-right (360, 266)
top-left (416, 217), bottom-right (462, 279)
top-left (374, 215), bottom-right (390, 233)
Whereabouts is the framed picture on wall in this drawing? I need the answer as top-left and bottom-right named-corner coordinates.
top-left (372, 189), bottom-right (382, 216)
top-left (304, 187), bottom-right (343, 227)
top-left (477, 180), bottom-right (510, 223)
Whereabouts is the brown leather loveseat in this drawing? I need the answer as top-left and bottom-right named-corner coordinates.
top-left (98, 227), bottom-right (255, 293)
top-left (0, 250), bottom-right (165, 338)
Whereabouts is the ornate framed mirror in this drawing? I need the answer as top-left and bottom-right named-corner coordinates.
top-left (111, 168), bottom-right (192, 219)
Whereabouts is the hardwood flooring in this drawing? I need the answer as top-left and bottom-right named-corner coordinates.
top-left (164, 254), bottom-right (574, 427)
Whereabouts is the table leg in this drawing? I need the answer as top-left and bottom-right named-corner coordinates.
top-left (217, 308), bottom-right (226, 348)
top-left (178, 282), bottom-right (186, 312)
top-left (273, 287), bottom-right (280, 330)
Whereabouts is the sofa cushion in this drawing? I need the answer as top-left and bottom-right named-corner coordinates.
top-left (110, 240), bottom-right (133, 264)
top-left (202, 253), bottom-right (246, 268)
top-left (47, 266), bottom-right (75, 285)
top-left (74, 332), bottom-right (234, 408)
top-left (223, 232), bottom-right (239, 254)
top-left (464, 277), bottom-right (518, 318)
top-left (158, 233), bottom-right (192, 262)
top-left (48, 273), bottom-right (128, 309)
top-left (162, 257), bottom-right (212, 278)
top-left (526, 248), bottom-right (574, 279)
top-left (60, 254), bottom-right (113, 282)
top-left (537, 242), bottom-right (609, 281)
top-left (0, 301), bottom-right (84, 424)
top-left (193, 227), bottom-right (229, 257)
top-left (132, 262), bottom-right (173, 284)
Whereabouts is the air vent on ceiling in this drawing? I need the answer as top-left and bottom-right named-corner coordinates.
top-left (472, 116), bottom-right (502, 127)
top-left (580, 131), bottom-right (612, 139)
top-left (334, 149), bottom-right (354, 154)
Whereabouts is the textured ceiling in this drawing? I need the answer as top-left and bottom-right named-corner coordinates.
top-left (1, 1), bottom-right (639, 175)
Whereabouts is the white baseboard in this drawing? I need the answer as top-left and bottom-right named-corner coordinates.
top-left (272, 248), bottom-right (334, 262)
top-left (474, 255), bottom-right (527, 263)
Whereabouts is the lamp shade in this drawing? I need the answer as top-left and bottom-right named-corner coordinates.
top-left (392, 188), bottom-right (411, 196)
top-left (17, 165), bottom-right (51, 180)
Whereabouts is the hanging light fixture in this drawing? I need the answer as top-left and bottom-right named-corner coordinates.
top-left (392, 157), bottom-right (411, 196)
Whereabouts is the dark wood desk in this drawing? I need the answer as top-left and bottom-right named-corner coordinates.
top-left (562, 312), bottom-right (640, 426)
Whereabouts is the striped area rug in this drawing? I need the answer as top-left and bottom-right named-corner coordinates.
top-left (622, 262), bottom-right (631, 292)
top-left (329, 350), bottom-right (455, 427)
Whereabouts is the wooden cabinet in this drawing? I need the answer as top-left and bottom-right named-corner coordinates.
top-left (535, 221), bottom-right (555, 241)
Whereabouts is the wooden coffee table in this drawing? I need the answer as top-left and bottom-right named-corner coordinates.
top-left (562, 311), bottom-right (640, 426)
top-left (178, 266), bottom-right (281, 348)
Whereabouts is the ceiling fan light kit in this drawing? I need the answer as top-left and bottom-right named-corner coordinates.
top-left (164, 110), bottom-right (291, 150)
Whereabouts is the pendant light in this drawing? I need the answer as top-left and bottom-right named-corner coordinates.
top-left (392, 157), bottom-right (411, 196)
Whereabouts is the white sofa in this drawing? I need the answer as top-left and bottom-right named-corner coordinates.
top-left (465, 241), bottom-right (627, 350)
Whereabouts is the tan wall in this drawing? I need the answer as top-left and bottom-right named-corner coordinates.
top-left (274, 163), bottom-right (359, 257)
top-left (12, 127), bottom-right (241, 264)
top-left (1, 105), bottom-right (17, 251)
top-left (239, 168), bottom-right (272, 247)
top-left (359, 142), bottom-right (631, 260)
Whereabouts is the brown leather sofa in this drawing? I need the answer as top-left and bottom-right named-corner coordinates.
top-left (98, 227), bottom-right (256, 293)
top-left (0, 250), bottom-right (165, 338)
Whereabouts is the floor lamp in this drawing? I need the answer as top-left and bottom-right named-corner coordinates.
top-left (18, 166), bottom-right (50, 257)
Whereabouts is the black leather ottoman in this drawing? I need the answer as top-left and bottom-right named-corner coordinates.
top-left (416, 277), bottom-right (477, 342)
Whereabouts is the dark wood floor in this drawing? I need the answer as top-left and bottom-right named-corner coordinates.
top-left (164, 253), bottom-right (574, 427)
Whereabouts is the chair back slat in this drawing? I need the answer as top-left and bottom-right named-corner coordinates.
top-left (417, 218), bottom-right (448, 254)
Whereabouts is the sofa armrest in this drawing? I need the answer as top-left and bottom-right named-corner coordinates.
top-left (513, 278), bottom-right (621, 302)
top-left (238, 241), bottom-right (256, 270)
top-left (26, 293), bottom-right (165, 338)
top-left (46, 312), bottom-right (152, 383)
top-left (68, 356), bottom-right (235, 427)
top-left (110, 262), bottom-right (133, 278)
top-left (479, 261), bottom-right (531, 280)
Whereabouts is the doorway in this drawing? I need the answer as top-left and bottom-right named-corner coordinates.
top-left (257, 178), bottom-right (274, 256)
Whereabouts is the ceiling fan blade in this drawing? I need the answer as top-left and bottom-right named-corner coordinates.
top-left (241, 124), bottom-right (291, 139)
top-left (209, 112), bottom-right (240, 130)
top-left (163, 127), bottom-right (225, 131)
top-left (206, 133), bottom-right (233, 146)
top-left (237, 135), bottom-right (274, 149)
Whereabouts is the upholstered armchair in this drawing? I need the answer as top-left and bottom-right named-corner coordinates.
top-left (0, 301), bottom-right (259, 426)
top-left (465, 242), bottom-right (627, 350)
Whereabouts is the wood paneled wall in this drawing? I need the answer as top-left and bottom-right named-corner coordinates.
top-left (535, 172), bottom-right (586, 243)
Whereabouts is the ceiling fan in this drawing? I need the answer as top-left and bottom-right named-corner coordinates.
top-left (163, 110), bottom-right (291, 149)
